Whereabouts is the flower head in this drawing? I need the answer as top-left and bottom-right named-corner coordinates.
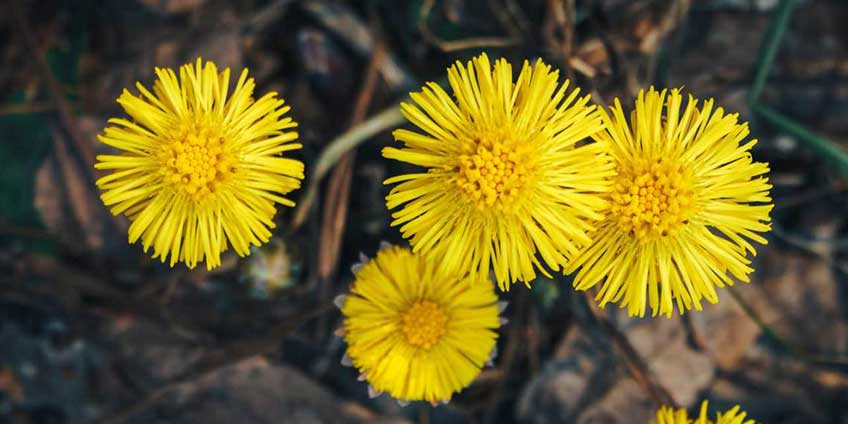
top-left (652, 400), bottom-right (755, 424)
top-left (243, 238), bottom-right (298, 296)
top-left (383, 53), bottom-right (613, 290)
top-left (338, 245), bottom-right (503, 404)
top-left (567, 87), bottom-right (773, 317)
top-left (95, 59), bottom-right (304, 270)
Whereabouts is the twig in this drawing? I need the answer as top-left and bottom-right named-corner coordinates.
top-left (526, 307), bottom-right (543, 374)
top-left (291, 106), bottom-right (404, 229)
top-left (314, 42), bottom-right (385, 338)
top-left (0, 101), bottom-right (52, 116)
top-left (317, 42), bottom-right (385, 279)
top-left (0, 225), bottom-right (73, 250)
top-left (318, 156), bottom-right (354, 275)
top-left (418, 405), bottom-right (430, 424)
top-left (580, 292), bottom-right (677, 408)
top-left (100, 302), bottom-right (335, 424)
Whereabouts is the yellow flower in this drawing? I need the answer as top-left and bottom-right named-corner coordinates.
top-left (567, 87), bottom-right (773, 317)
top-left (383, 53), bottom-right (613, 290)
top-left (338, 245), bottom-right (503, 404)
top-left (95, 59), bottom-right (304, 270)
top-left (652, 400), bottom-right (755, 424)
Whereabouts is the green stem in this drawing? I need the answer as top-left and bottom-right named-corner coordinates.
top-left (753, 104), bottom-right (848, 175)
top-left (726, 286), bottom-right (797, 355)
top-left (728, 286), bottom-right (848, 370)
top-left (748, 0), bottom-right (800, 105)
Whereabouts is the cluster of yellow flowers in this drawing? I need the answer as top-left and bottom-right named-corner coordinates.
top-left (94, 55), bottom-right (771, 417)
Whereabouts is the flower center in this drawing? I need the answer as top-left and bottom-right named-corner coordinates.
top-left (456, 140), bottom-right (534, 210)
top-left (160, 119), bottom-right (237, 201)
top-left (401, 300), bottom-right (448, 350)
top-left (610, 157), bottom-right (696, 241)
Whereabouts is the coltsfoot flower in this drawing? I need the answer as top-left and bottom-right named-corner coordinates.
top-left (383, 53), bottom-right (613, 290)
top-left (567, 87), bottom-right (773, 317)
top-left (95, 59), bottom-right (304, 270)
top-left (242, 238), bottom-right (298, 297)
top-left (337, 245), bottom-right (504, 404)
top-left (652, 400), bottom-right (755, 424)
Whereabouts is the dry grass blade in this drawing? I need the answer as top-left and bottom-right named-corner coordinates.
top-left (317, 154), bottom-right (355, 278)
top-left (291, 106), bottom-right (404, 230)
top-left (0, 101), bottom-right (52, 116)
top-left (317, 43), bottom-right (386, 280)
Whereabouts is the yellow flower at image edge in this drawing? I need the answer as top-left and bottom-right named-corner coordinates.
top-left (95, 59), bottom-right (304, 270)
top-left (652, 400), bottom-right (755, 424)
top-left (383, 53), bottom-right (613, 290)
top-left (338, 246), bottom-right (503, 404)
top-left (567, 87), bottom-right (773, 317)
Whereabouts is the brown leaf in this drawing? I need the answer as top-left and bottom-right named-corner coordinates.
top-left (35, 117), bottom-right (124, 252)
top-left (620, 314), bottom-right (715, 407)
top-left (690, 290), bottom-right (761, 369)
top-left (738, 243), bottom-right (848, 356)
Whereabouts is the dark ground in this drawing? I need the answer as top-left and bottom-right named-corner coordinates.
top-left (1, 0), bottom-right (847, 423)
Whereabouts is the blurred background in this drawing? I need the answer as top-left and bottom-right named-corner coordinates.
top-left (0, 0), bottom-right (847, 422)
